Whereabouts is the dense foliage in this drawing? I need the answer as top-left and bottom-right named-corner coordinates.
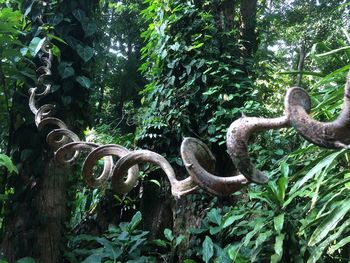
top-left (0, 0), bottom-right (350, 262)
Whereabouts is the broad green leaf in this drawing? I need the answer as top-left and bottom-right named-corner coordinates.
top-left (81, 254), bottom-right (103, 263)
top-left (28, 37), bottom-right (46, 57)
top-left (164, 228), bottom-right (173, 241)
top-left (0, 22), bottom-right (16, 33)
top-left (251, 230), bottom-right (273, 261)
top-left (58, 62), bottom-right (75, 79)
top-left (76, 44), bottom-right (94, 62)
top-left (175, 235), bottom-right (185, 247)
top-left (273, 214), bottom-right (284, 233)
top-left (127, 211), bottom-right (142, 232)
top-left (227, 243), bottom-right (245, 262)
top-left (271, 233), bottom-right (285, 263)
top-left (277, 176), bottom-right (288, 203)
top-left (72, 9), bottom-right (86, 23)
top-left (76, 76), bottom-right (92, 89)
top-left (152, 239), bottom-right (167, 248)
top-left (344, 172), bottom-right (350, 189)
top-left (20, 47), bottom-right (28, 56)
top-left (307, 219), bottom-right (350, 263)
top-left (222, 213), bottom-right (245, 229)
top-left (202, 236), bottom-right (214, 263)
top-left (308, 199), bottom-right (350, 246)
top-left (15, 258), bottom-right (36, 263)
top-left (207, 208), bottom-right (222, 225)
top-left (52, 45), bottom-right (61, 59)
top-left (280, 162), bottom-right (289, 177)
top-left (0, 154), bottom-right (18, 173)
top-left (243, 220), bottom-right (265, 246)
top-left (83, 22), bottom-right (97, 37)
top-left (290, 150), bottom-right (345, 195)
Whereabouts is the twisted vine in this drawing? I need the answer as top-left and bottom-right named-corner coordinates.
top-left (29, 26), bottom-right (350, 197)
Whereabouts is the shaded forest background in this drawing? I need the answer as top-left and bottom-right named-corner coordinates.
top-left (0, 0), bottom-right (350, 262)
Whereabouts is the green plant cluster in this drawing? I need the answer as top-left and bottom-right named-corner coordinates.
top-left (138, 0), bottom-right (256, 153)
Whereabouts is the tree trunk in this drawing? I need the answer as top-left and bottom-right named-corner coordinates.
top-left (35, 159), bottom-right (69, 262)
top-left (240, 0), bottom-right (258, 57)
top-left (295, 44), bottom-right (306, 87)
top-left (1, 155), bottom-right (69, 263)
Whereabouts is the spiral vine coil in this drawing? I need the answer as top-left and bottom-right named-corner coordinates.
top-left (29, 38), bottom-right (350, 197)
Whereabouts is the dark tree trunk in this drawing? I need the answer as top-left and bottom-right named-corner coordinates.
top-left (35, 160), bottom-right (69, 262)
top-left (1, 0), bottom-right (98, 261)
top-left (240, 0), bottom-right (258, 57)
top-left (295, 44), bottom-right (306, 87)
top-left (1, 153), bottom-right (69, 263)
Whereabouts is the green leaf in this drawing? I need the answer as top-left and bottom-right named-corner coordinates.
top-left (222, 213), bottom-right (245, 229)
top-left (273, 214), bottom-right (284, 233)
top-left (290, 150), bottom-right (345, 195)
top-left (307, 219), bottom-right (350, 263)
top-left (308, 199), bottom-right (350, 246)
top-left (72, 9), bottom-right (86, 23)
top-left (280, 162), bottom-right (289, 177)
top-left (24, 1), bottom-right (34, 17)
top-left (202, 236), bottom-right (214, 263)
top-left (207, 208), bottom-right (222, 225)
top-left (83, 22), bottom-right (97, 37)
top-left (164, 228), bottom-right (173, 242)
top-left (149, 179), bottom-right (160, 187)
top-left (76, 44), bottom-right (94, 62)
top-left (329, 235), bottom-right (350, 253)
top-left (0, 154), bottom-right (18, 173)
top-left (127, 211), bottom-right (142, 232)
top-left (271, 233), bottom-right (285, 263)
top-left (15, 258), bottom-right (36, 263)
top-left (152, 239), bottom-right (168, 248)
top-left (28, 37), bottom-right (46, 57)
top-left (76, 76), bottom-right (92, 89)
top-left (175, 235), bottom-right (185, 247)
top-left (47, 34), bottom-right (67, 45)
top-left (81, 254), bottom-right (103, 263)
top-left (58, 62), bottom-right (75, 79)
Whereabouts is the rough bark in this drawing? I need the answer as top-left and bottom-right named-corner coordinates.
top-left (240, 0), bottom-right (258, 57)
top-left (1, 155), bottom-right (69, 263)
top-left (35, 159), bottom-right (69, 262)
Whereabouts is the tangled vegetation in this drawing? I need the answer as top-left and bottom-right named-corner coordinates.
top-left (0, 0), bottom-right (350, 262)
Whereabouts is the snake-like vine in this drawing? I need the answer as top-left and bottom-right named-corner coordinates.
top-left (29, 22), bottom-right (350, 197)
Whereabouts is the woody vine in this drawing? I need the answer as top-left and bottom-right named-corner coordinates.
top-left (30, 24), bottom-right (350, 198)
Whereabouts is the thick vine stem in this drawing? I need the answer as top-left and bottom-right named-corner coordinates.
top-left (55, 142), bottom-right (102, 165)
top-left (47, 129), bottom-right (80, 149)
top-left (226, 116), bottom-right (289, 184)
top-left (35, 104), bottom-right (56, 126)
top-left (287, 71), bottom-right (350, 149)
top-left (181, 137), bottom-right (249, 196)
top-left (82, 145), bottom-right (139, 189)
top-left (112, 150), bottom-right (197, 197)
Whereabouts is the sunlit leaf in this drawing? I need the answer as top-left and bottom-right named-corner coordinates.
top-left (202, 236), bottom-right (214, 263)
top-left (0, 154), bottom-right (18, 173)
top-left (308, 199), bottom-right (350, 246)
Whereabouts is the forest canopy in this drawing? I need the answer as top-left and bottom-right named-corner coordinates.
top-left (0, 0), bottom-right (350, 262)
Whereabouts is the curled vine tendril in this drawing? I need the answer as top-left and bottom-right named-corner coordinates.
top-left (29, 34), bottom-right (350, 197)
